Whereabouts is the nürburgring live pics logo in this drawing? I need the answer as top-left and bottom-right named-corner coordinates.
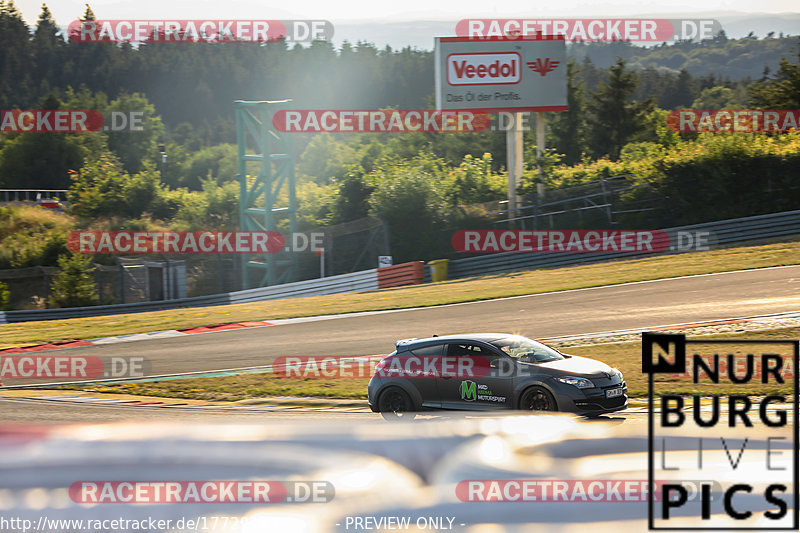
top-left (643, 333), bottom-right (798, 530)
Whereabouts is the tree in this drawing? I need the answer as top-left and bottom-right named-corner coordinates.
top-left (749, 39), bottom-right (800, 108)
top-left (691, 85), bottom-right (747, 109)
top-left (67, 153), bottom-right (180, 220)
top-left (32, 4), bottom-right (65, 87)
top-left (0, 94), bottom-right (86, 188)
top-left (587, 58), bottom-right (655, 160)
top-left (49, 253), bottom-right (98, 308)
top-left (368, 155), bottom-right (448, 262)
top-left (105, 92), bottom-right (165, 173)
top-left (0, 280), bottom-right (9, 310)
top-left (330, 166), bottom-right (374, 223)
top-left (661, 69), bottom-right (695, 109)
top-left (549, 58), bottom-right (587, 164)
top-left (447, 153), bottom-right (503, 206)
top-left (0, 1), bottom-right (33, 107)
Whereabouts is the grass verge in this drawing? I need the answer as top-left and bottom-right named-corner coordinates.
top-left (2, 239), bottom-right (799, 350)
top-left (72, 326), bottom-right (799, 401)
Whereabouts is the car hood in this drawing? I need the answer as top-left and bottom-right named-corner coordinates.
top-left (533, 355), bottom-right (613, 377)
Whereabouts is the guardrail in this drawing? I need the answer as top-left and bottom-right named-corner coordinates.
top-left (0, 211), bottom-right (798, 324)
top-left (0, 268), bottom-right (378, 324)
top-left (447, 210), bottom-right (800, 279)
top-left (0, 189), bottom-right (68, 202)
top-left (377, 261), bottom-right (424, 288)
top-left (0, 262), bottom-right (429, 324)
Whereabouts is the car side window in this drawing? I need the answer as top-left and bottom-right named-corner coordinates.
top-left (410, 344), bottom-right (444, 357)
top-left (447, 343), bottom-right (508, 367)
top-left (446, 343), bottom-right (494, 358)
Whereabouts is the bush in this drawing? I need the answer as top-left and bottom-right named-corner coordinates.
top-left (0, 281), bottom-right (9, 310)
top-left (0, 205), bottom-right (74, 268)
top-left (49, 253), bottom-right (99, 308)
top-left (368, 154), bottom-right (449, 262)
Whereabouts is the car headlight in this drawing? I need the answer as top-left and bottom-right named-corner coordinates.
top-left (611, 367), bottom-right (623, 377)
top-left (556, 376), bottom-right (594, 389)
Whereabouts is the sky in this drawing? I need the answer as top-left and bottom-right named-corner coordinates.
top-left (14, 0), bottom-right (800, 24)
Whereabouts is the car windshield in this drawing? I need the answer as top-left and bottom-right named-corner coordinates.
top-left (490, 336), bottom-right (564, 363)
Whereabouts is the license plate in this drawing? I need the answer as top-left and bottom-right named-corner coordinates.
top-left (606, 388), bottom-right (623, 398)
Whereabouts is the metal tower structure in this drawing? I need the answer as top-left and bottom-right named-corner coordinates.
top-left (235, 100), bottom-right (297, 289)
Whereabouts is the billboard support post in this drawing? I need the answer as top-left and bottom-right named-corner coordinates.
top-left (536, 111), bottom-right (546, 200)
top-left (506, 112), bottom-right (523, 221)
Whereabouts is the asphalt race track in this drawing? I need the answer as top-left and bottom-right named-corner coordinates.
top-left (2, 265), bottom-right (800, 422)
top-left (5, 265), bottom-right (800, 384)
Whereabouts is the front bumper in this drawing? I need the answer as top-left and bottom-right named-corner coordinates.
top-left (572, 394), bottom-right (628, 414)
top-left (572, 378), bottom-right (628, 414)
top-left (550, 376), bottom-right (628, 415)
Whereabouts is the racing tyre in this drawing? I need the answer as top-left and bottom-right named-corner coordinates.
top-left (520, 386), bottom-right (558, 412)
top-left (378, 386), bottom-right (416, 421)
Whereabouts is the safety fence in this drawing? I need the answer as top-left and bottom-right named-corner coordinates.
top-left (446, 209), bottom-right (800, 279)
top-left (0, 261), bottom-right (425, 324)
top-left (0, 211), bottom-right (798, 323)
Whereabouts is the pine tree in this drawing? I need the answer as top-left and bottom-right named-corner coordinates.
top-left (749, 39), bottom-right (800, 108)
top-left (549, 59), bottom-right (587, 165)
top-left (0, 1), bottom-right (33, 106)
top-left (32, 4), bottom-right (65, 87)
top-left (587, 57), bottom-right (655, 160)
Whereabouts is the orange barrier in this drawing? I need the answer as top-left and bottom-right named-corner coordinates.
top-left (377, 261), bottom-right (425, 289)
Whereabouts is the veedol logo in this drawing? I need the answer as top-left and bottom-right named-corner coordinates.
top-left (447, 52), bottom-right (521, 86)
top-left (527, 58), bottom-right (560, 76)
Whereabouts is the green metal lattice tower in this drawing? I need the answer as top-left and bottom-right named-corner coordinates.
top-left (235, 100), bottom-right (297, 289)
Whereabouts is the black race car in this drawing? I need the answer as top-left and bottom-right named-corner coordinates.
top-left (368, 333), bottom-right (627, 419)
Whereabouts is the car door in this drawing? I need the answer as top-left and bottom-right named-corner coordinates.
top-left (405, 343), bottom-right (445, 408)
top-left (437, 342), bottom-right (515, 410)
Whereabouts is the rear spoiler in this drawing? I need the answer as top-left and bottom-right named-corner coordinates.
top-left (395, 338), bottom-right (418, 348)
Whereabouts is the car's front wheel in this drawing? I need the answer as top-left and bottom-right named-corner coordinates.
top-left (520, 386), bottom-right (558, 412)
top-left (377, 386), bottom-right (416, 421)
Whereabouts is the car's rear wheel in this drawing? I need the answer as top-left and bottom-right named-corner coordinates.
top-left (378, 386), bottom-right (415, 421)
top-left (520, 386), bottom-right (558, 412)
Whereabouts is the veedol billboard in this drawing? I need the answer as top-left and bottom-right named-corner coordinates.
top-left (435, 36), bottom-right (567, 113)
